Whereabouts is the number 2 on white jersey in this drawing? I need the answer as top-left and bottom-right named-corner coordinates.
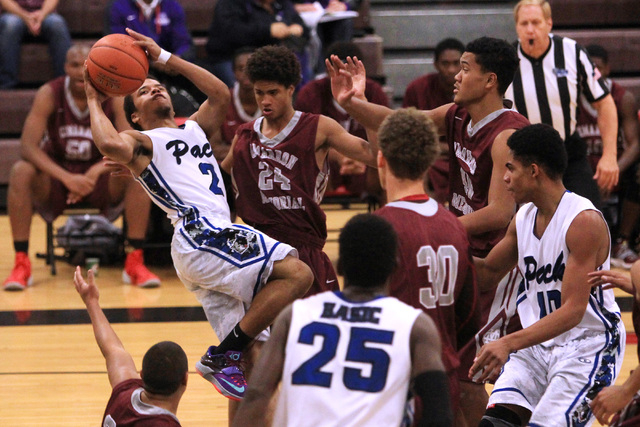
top-left (418, 245), bottom-right (458, 309)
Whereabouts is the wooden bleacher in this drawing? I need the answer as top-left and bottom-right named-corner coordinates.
top-left (2, 0), bottom-right (639, 203)
top-left (0, 0), bottom-right (381, 212)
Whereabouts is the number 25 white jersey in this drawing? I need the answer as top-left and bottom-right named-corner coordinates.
top-left (273, 291), bottom-right (422, 427)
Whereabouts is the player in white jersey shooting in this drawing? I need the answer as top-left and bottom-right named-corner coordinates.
top-left (84, 28), bottom-right (313, 424)
top-left (470, 123), bottom-right (625, 426)
top-left (232, 213), bottom-right (453, 427)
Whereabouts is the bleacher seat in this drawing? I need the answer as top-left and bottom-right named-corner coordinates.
top-left (0, 90), bottom-right (37, 136)
top-left (549, 0), bottom-right (639, 28)
top-left (0, 139), bottom-right (21, 186)
top-left (554, 29), bottom-right (640, 75)
top-left (618, 77), bottom-right (640, 105)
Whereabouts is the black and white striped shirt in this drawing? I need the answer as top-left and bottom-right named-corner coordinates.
top-left (505, 34), bottom-right (609, 141)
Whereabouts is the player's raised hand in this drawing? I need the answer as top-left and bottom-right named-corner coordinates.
top-left (83, 63), bottom-right (109, 102)
top-left (326, 55), bottom-right (357, 107)
top-left (74, 266), bottom-right (99, 306)
top-left (126, 28), bottom-right (161, 62)
top-left (344, 56), bottom-right (367, 101)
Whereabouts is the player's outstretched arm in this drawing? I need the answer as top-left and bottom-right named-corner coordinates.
top-left (326, 55), bottom-right (393, 133)
top-left (84, 67), bottom-right (146, 173)
top-left (473, 217), bottom-right (519, 292)
top-left (592, 94), bottom-right (619, 191)
top-left (616, 90), bottom-right (640, 173)
top-left (73, 267), bottom-right (139, 388)
top-left (126, 28), bottom-right (230, 140)
top-left (232, 305), bottom-right (291, 427)
top-left (320, 115), bottom-right (377, 168)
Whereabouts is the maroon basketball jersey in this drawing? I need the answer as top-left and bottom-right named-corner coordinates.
top-left (295, 77), bottom-right (389, 141)
top-left (42, 76), bottom-right (116, 174)
top-left (102, 379), bottom-right (181, 426)
top-left (403, 73), bottom-right (453, 110)
top-left (403, 73), bottom-right (456, 203)
top-left (576, 81), bottom-right (626, 171)
top-left (376, 195), bottom-right (480, 375)
top-left (233, 112), bottom-right (328, 248)
top-left (221, 85), bottom-right (262, 144)
top-left (446, 105), bottom-right (530, 257)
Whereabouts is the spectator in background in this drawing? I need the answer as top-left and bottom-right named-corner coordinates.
top-left (576, 44), bottom-right (640, 270)
top-left (2, 44), bottom-right (160, 291)
top-left (205, 0), bottom-right (310, 88)
top-left (0, 0), bottom-right (71, 89)
top-left (218, 47), bottom-right (261, 152)
top-left (293, 0), bottom-right (361, 75)
top-left (296, 41), bottom-right (387, 204)
top-left (107, 0), bottom-right (201, 115)
top-left (403, 37), bottom-right (465, 204)
top-left (212, 47), bottom-right (261, 221)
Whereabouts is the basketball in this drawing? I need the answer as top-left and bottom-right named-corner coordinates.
top-left (87, 34), bottom-right (149, 96)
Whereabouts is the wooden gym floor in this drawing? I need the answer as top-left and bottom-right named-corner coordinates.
top-left (0, 205), bottom-right (635, 426)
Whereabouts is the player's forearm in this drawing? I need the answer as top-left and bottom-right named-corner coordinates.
top-left (85, 299), bottom-right (127, 359)
top-left (20, 141), bottom-right (74, 184)
top-left (0, 0), bottom-right (28, 17)
top-left (88, 98), bottom-right (132, 163)
top-left (596, 98), bottom-right (619, 163)
top-left (458, 203), bottom-right (513, 237)
top-left (342, 97), bottom-right (393, 134)
top-left (620, 366), bottom-right (640, 397)
top-left (502, 304), bottom-right (583, 352)
top-left (617, 144), bottom-right (639, 173)
top-left (39, 0), bottom-right (59, 17)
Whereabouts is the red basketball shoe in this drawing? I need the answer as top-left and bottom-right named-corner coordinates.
top-left (122, 249), bottom-right (161, 288)
top-left (3, 252), bottom-right (32, 291)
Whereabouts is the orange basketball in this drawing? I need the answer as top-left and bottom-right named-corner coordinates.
top-left (87, 34), bottom-right (149, 96)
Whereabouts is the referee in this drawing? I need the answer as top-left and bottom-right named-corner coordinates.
top-left (505, 0), bottom-right (619, 208)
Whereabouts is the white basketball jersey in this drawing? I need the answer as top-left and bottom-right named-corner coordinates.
top-left (273, 291), bottom-right (422, 427)
top-left (136, 120), bottom-right (231, 227)
top-left (515, 191), bottom-right (621, 346)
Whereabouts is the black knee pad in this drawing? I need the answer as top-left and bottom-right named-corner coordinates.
top-left (478, 405), bottom-right (522, 427)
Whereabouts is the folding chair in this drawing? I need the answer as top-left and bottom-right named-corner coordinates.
top-left (36, 204), bottom-right (124, 275)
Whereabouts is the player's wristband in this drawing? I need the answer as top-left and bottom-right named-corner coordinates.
top-left (157, 49), bottom-right (171, 65)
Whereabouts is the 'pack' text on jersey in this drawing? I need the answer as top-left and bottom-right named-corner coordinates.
top-left (522, 253), bottom-right (565, 289)
top-left (166, 139), bottom-right (214, 165)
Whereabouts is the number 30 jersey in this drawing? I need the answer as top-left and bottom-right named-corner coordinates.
top-left (274, 291), bottom-right (422, 427)
top-left (376, 196), bottom-right (479, 376)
